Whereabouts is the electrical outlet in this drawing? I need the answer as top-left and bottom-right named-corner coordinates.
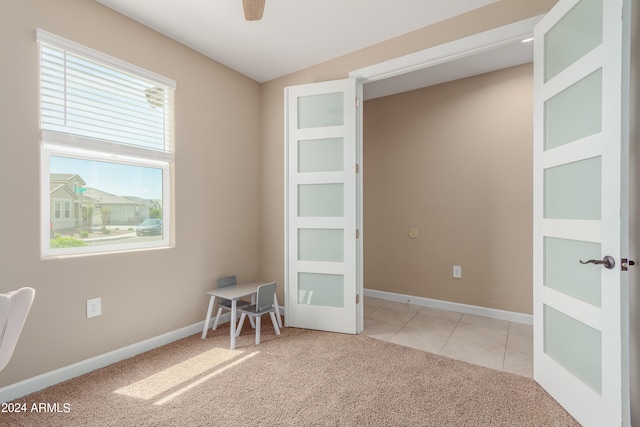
top-left (453, 265), bottom-right (462, 279)
top-left (87, 297), bottom-right (102, 318)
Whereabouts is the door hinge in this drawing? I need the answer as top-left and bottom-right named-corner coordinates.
top-left (356, 294), bottom-right (360, 304)
top-left (356, 97), bottom-right (360, 108)
top-left (622, 258), bottom-right (636, 271)
top-left (356, 229), bottom-right (360, 239)
top-left (356, 163), bottom-right (360, 174)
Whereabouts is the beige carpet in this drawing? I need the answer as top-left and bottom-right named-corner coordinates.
top-left (2, 321), bottom-right (578, 426)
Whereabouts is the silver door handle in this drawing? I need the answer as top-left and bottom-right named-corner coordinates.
top-left (579, 255), bottom-right (615, 270)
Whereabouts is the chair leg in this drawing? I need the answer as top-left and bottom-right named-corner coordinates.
top-left (248, 295), bottom-right (256, 329)
top-left (236, 313), bottom-right (246, 337)
top-left (269, 312), bottom-right (281, 336)
top-left (273, 294), bottom-right (283, 328)
top-left (212, 307), bottom-right (224, 330)
top-left (255, 316), bottom-right (261, 345)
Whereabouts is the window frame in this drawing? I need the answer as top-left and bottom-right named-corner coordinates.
top-left (38, 30), bottom-right (175, 258)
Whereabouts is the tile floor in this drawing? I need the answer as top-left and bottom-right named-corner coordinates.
top-left (363, 296), bottom-right (533, 377)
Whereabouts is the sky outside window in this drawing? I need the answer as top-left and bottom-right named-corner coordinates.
top-left (50, 155), bottom-right (163, 200)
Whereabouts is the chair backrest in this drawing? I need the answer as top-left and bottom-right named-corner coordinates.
top-left (255, 282), bottom-right (277, 313)
top-left (216, 276), bottom-right (237, 289)
top-left (0, 287), bottom-right (35, 371)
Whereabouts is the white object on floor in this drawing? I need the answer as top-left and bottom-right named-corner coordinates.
top-left (0, 287), bottom-right (35, 371)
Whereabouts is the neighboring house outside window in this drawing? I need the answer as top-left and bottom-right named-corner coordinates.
top-left (38, 30), bottom-right (176, 257)
top-left (51, 174), bottom-right (84, 234)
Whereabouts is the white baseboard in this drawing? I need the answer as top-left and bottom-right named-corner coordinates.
top-left (0, 320), bottom-right (202, 404)
top-left (364, 288), bottom-right (533, 325)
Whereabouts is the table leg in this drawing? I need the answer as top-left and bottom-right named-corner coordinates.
top-left (230, 299), bottom-right (237, 350)
top-left (273, 294), bottom-right (283, 328)
top-left (202, 295), bottom-right (216, 339)
top-left (248, 293), bottom-right (256, 328)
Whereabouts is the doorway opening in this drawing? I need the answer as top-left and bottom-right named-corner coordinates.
top-left (348, 17), bottom-right (543, 371)
top-left (349, 14), bottom-right (542, 324)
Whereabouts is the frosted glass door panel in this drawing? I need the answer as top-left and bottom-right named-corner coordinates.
top-left (544, 156), bottom-right (601, 219)
top-left (544, 0), bottom-right (602, 82)
top-left (298, 138), bottom-right (344, 173)
top-left (298, 92), bottom-right (344, 129)
top-left (298, 229), bottom-right (344, 262)
top-left (544, 305), bottom-right (602, 393)
top-left (544, 237), bottom-right (601, 307)
top-left (298, 184), bottom-right (344, 217)
top-left (545, 69), bottom-right (602, 150)
top-left (298, 273), bottom-right (344, 308)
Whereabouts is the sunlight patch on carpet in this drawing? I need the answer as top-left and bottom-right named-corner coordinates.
top-left (113, 347), bottom-right (245, 400)
top-left (153, 351), bottom-right (259, 405)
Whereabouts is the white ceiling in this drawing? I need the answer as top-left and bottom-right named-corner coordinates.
top-left (96, 0), bottom-right (501, 83)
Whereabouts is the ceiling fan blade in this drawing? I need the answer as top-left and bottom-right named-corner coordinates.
top-left (243, 0), bottom-right (265, 21)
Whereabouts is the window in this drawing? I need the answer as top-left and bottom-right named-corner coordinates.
top-left (38, 30), bottom-right (175, 257)
top-left (54, 200), bottom-right (61, 219)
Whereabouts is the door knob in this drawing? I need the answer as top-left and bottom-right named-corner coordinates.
top-left (579, 255), bottom-right (615, 269)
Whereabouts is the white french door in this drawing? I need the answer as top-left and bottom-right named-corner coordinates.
top-left (284, 78), bottom-right (363, 334)
top-left (533, 0), bottom-right (629, 425)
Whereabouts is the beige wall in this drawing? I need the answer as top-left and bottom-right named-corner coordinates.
top-left (259, 0), bottom-right (556, 308)
top-left (0, 0), bottom-right (261, 386)
top-left (363, 64), bottom-right (533, 313)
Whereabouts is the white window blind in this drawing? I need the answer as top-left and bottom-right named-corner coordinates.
top-left (37, 29), bottom-right (176, 161)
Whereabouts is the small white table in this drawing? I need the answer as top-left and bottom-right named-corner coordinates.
top-left (201, 281), bottom-right (282, 349)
